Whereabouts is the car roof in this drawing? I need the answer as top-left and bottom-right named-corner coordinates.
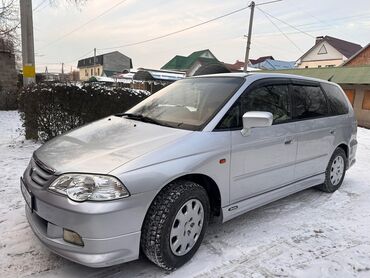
top-left (192, 72), bottom-right (337, 86)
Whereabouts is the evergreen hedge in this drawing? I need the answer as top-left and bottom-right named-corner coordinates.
top-left (18, 83), bottom-right (150, 141)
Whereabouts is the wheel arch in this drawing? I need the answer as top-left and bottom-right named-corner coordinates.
top-left (336, 143), bottom-right (349, 158)
top-left (175, 174), bottom-right (222, 218)
top-left (141, 173), bottom-right (222, 233)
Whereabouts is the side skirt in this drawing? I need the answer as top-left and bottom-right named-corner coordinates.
top-left (222, 173), bottom-right (325, 223)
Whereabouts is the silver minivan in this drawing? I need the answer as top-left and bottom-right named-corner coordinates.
top-left (21, 73), bottom-right (357, 270)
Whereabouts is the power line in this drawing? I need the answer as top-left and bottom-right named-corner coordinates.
top-left (257, 7), bottom-right (303, 52)
top-left (257, 7), bottom-right (315, 39)
top-left (39, 0), bottom-right (129, 50)
top-left (98, 6), bottom-right (249, 51)
top-left (33, 0), bottom-right (48, 12)
top-left (67, 49), bottom-right (94, 64)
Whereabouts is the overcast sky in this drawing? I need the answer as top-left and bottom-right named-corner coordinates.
top-left (32, 0), bottom-right (370, 72)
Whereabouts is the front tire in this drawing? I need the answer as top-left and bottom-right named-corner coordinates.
top-left (141, 180), bottom-right (210, 270)
top-left (317, 147), bottom-right (347, 193)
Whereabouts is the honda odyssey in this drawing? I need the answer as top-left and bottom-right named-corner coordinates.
top-left (21, 73), bottom-right (357, 270)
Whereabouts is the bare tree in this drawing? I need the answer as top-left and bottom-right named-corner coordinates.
top-left (0, 0), bottom-right (19, 52)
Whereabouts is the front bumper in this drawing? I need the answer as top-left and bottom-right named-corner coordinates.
top-left (22, 177), bottom-right (156, 268)
top-left (26, 206), bottom-right (140, 267)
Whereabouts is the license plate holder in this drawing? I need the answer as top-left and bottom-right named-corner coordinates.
top-left (20, 178), bottom-right (34, 211)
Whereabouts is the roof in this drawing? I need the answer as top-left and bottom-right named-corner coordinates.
top-left (193, 63), bottom-right (231, 76)
top-left (298, 36), bottom-right (362, 61)
top-left (261, 66), bottom-right (370, 84)
top-left (77, 51), bottom-right (131, 68)
top-left (342, 43), bottom-right (370, 66)
top-left (191, 72), bottom-right (334, 84)
top-left (224, 60), bottom-right (245, 71)
top-left (249, 56), bottom-right (274, 65)
top-left (161, 55), bottom-right (188, 70)
top-left (134, 68), bottom-right (185, 81)
top-left (161, 49), bottom-right (218, 71)
top-left (103, 70), bottom-right (119, 77)
top-left (252, 59), bottom-right (295, 70)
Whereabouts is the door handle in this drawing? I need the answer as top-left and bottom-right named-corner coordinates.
top-left (330, 130), bottom-right (336, 135)
top-left (284, 139), bottom-right (293, 145)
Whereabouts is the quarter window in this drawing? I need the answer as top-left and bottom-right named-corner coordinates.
top-left (292, 85), bottom-right (328, 119)
top-left (321, 83), bottom-right (349, 115)
top-left (217, 84), bottom-right (291, 129)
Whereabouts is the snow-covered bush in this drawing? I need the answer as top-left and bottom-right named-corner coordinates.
top-left (18, 83), bottom-right (150, 141)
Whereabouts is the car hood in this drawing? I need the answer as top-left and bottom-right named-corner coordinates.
top-left (34, 116), bottom-right (191, 174)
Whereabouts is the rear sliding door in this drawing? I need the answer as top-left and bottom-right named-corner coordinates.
top-left (291, 80), bottom-right (335, 180)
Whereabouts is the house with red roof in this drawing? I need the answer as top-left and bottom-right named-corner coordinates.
top-left (296, 36), bottom-right (362, 68)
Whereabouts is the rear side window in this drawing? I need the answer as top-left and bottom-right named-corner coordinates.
top-left (321, 83), bottom-right (349, 115)
top-left (292, 85), bottom-right (328, 120)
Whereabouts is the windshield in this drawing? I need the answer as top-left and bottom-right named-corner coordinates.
top-left (126, 77), bottom-right (244, 130)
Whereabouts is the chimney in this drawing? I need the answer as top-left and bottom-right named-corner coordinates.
top-left (316, 36), bottom-right (324, 44)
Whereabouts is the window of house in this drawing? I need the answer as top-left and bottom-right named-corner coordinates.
top-left (91, 68), bottom-right (93, 75)
top-left (318, 65), bottom-right (322, 68)
top-left (305, 66), bottom-right (308, 68)
top-left (85, 69), bottom-right (88, 76)
top-left (318, 44), bottom-right (328, 55)
top-left (362, 90), bottom-right (370, 110)
top-left (343, 89), bottom-right (355, 106)
top-left (97, 68), bottom-right (100, 75)
top-left (216, 84), bottom-right (291, 129)
top-left (292, 85), bottom-right (328, 119)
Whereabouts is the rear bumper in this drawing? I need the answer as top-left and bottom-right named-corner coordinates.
top-left (348, 138), bottom-right (357, 169)
top-left (26, 206), bottom-right (141, 267)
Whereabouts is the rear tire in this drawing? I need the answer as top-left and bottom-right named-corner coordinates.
top-left (141, 180), bottom-right (210, 270)
top-left (317, 147), bottom-right (347, 193)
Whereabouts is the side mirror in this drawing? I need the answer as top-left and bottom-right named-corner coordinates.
top-left (241, 111), bottom-right (273, 136)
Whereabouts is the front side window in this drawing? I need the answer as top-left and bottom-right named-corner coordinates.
top-left (292, 85), bottom-right (328, 120)
top-left (217, 84), bottom-right (291, 129)
top-left (126, 77), bottom-right (244, 130)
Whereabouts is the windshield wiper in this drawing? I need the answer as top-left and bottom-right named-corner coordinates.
top-left (119, 113), bottom-right (171, 127)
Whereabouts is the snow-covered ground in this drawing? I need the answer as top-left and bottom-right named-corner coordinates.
top-left (1, 110), bottom-right (370, 278)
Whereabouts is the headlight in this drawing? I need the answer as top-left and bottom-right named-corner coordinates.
top-left (49, 174), bottom-right (130, 202)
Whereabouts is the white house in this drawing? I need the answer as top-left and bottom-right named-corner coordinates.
top-left (296, 36), bottom-right (362, 68)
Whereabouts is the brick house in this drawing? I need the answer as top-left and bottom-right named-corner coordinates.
top-left (0, 39), bottom-right (17, 93)
top-left (342, 43), bottom-right (370, 67)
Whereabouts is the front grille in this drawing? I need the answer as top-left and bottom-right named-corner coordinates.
top-left (27, 157), bottom-right (55, 187)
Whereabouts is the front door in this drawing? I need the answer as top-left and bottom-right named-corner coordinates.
top-left (216, 79), bottom-right (297, 204)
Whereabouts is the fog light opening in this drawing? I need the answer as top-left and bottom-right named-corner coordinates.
top-left (63, 229), bottom-right (84, 246)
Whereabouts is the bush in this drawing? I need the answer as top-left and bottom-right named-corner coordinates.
top-left (18, 83), bottom-right (150, 141)
top-left (0, 90), bottom-right (18, 110)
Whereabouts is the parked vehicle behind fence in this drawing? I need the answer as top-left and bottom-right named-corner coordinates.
top-left (21, 73), bottom-right (357, 270)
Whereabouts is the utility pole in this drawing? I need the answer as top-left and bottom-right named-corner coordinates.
top-left (20, 0), bottom-right (36, 86)
top-left (45, 66), bottom-right (49, 81)
top-left (244, 1), bottom-right (255, 72)
top-left (93, 48), bottom-right (96, 76)
top-left (243, 0), bottom-right (282, 72)
top-left (61, 62), bottom-right (64, 82)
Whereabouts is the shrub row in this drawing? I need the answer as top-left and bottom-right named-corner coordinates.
top-left (18, 83), bottom-right (150, 141)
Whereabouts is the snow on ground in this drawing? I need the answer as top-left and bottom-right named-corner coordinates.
top-left (1, 110), bottom-right (370, 278)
